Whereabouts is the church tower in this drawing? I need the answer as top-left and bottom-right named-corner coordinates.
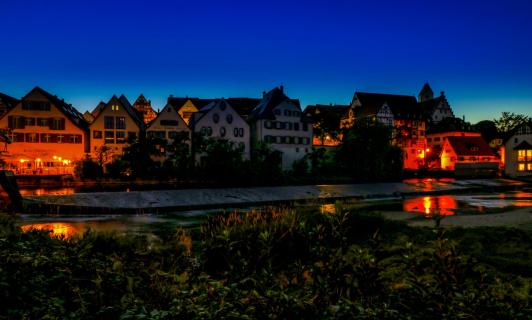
top-left (418, 83), bottom-right (434, 102)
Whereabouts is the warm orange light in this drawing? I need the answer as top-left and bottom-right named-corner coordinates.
top-left (36, 158), bottom-right (41, 162)
top-left (19, 159), bottom-right (25, 163)
top-left (426, 148), bottom-right (431, 153)
top-left (53, 155), bottom-right (57, 160)
top-left (21, 223), bottom-right (78, 239)
top-left (403, 195), bottom-right (458, 216)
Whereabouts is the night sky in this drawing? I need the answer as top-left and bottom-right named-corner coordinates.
top-left (1, 0), bottom-right (531, 122)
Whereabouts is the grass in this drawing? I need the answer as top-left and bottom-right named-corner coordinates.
top-left (1, 207), bottom-right (531, 319)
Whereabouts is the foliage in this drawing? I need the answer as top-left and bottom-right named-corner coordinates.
top-left (336, 117), bottom-right (403, 181)
top-left (1, 208), bottom-right (530, 319)
top-left (474, 120), bottom-right (499, 143)
top-left (247, 141), bottom-right (284, 184)
top-left (493, 112), bottom-right (531, 135)
top-left (429, 116), bottom-right (473, 133)
top-left (196, 138), bottom-right (246, 181)
top-left (74, 158), bottom-right (103, 179)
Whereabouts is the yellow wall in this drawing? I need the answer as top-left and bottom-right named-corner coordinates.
top-left (89, 97), bottom-right (141, 161)
top-left (0, 89), bottom-right (87, 175)
top-left (178, 100), bottom-right (199, 125)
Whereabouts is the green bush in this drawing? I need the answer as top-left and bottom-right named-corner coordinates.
top-left (1, 210), bottom-right (530, 319)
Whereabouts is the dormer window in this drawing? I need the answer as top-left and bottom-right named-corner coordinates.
top-left (111, 105), bottom-right (120, 111)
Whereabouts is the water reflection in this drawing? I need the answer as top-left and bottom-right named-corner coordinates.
top-left (19, 188), bottom-right (76, 196)
top-left (403, 195), bottom-right (458, 216)
top-left (320, 204), bottom-right (336, 214)
top-left (21, 223), bottom-right (78, 239)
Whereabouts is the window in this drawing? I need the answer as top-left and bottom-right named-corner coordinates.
top-left (116, 131), bottom-right (126, 144)
top-left (93, 131), bottom-right (102, 139)
top-left (22, 101), bottom-right (51, 111)
top-left (111, 105), bottom-right (120, 111)
top-left (234, 128), bottom-right (239, 137)
top-left (50, 118), bottom-right (65, 130)
top-left (226, 114), bottom-right (233, 124)
top-left (206, 127), bottom-right (213, 136)
top-left (104, 116), bottom-right (114, 129)
top-left (104, 131), bottom-right (114, 144)
top-left (25, 117), bottom-right (36, 126)
top-left (7, 116), bottom-right (25, 129)
top-left (116, 116), bottom-right (126, 129)
top-left (25, 133), bottom-right (38, 143)
top-left (220, 127), bottom-right (226, 137)
top-left (160, 119), bottom-right (178, 126)
top-left (294, 123), bottom-right (299, 131)
top-left (434, 137), bottom-right (441, 142)
top-left (265, 121), bottom-right (273, 129)
top-left (427, 138), bottom-right (432, 142)
top-left (517, 149), bottom-right (532, 172)
top-left (56, 134), bottom-right (65, 143)
top-left (40, 133), bottom-right (52, 143)
top-left (239, 128), bottom-right (244, 137)
top-left (38, 118), bottom-right (48, 126)
top-left (213, 113), bottom-right (219, 124)
top-left (274, 109), bottom-right (281, 115)
top-left (69, 135), bottom-right (81, 144)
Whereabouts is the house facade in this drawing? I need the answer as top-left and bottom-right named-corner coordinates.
top-left (504, 122), bottom-right (532, 177)
top-left (190, 99), bottom-right (250, 160)
top-left (0, 87), bottom-right (89, 175)
top-left (167, 97), bottom-right (214, 125)
top-left (349, 91), bottom-right (427, 170)
top-left (249, 87), bottom-right (313, 169)
top-left (133, 94), bottom-right (157, 124)
top-left (440, 136), bottom-right (499, 175)
top-left (146, 102), bottom-right (191, 161)
top-left (89, 95), bottom-right (144, 162)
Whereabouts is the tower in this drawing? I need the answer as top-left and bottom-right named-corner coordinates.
top-left (418, 83), bottom-right (434, 102)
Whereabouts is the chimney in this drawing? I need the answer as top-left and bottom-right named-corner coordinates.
top-left (440, 91), bottom-right (445, 97)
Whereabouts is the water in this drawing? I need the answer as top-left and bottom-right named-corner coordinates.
top-left (18, 191), bottom-right (532, 239)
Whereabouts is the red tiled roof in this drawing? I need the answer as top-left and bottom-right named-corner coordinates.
top-left (447, 136), bottom-right (496, 157)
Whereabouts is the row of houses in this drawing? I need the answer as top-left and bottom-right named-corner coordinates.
top-left (0, 86), bottom-right (312, 175)
top-left (0, 84), bottom-right (530, 178)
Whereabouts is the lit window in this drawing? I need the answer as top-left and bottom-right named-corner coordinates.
top-left (518, 163), bottom-right (525, 171)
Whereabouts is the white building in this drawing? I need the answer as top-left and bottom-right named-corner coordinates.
top-left (418, 83), bottom-right (455, 125)
top-left (249, 86), bottom-right (313, 170)
top-left (190, 99), bottom-right (250, 160)
top-left (504, 121), bottom-right (532, 178)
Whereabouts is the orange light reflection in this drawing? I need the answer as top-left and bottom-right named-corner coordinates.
top-left (21, 223), bottom-right (78, 239)
top-left (403, 195), bottom-right (458, 216)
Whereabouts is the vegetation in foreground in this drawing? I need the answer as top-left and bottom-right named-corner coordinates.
top-left (1, 208), bottom-right (531, 319)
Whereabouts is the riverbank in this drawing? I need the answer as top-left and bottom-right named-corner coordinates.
top-left (23, 179), bottom-right (527, 214)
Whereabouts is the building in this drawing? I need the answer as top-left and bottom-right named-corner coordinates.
top-left (504, 121), bottom-right (532, 177)
top-left (132, 94), bottom-right (157, 124)
top-left (89, 95), bottom-right (145, 162)
top-left (440, 136), bottom-right (499, 175)
top-left (225, 98), bottom-right (261, 121)
top-left (418, 83), bottom-right (455, 126)
top-left (0, 92), bottom-right (19, 117)
top-left (426, 131), bottom-right (482, 169)
top-left (0, 87), bottom-right (89, 175)
top-left (190, 99), bottom-right (250, 160)
top-left (249, 86), bottom-right (313, 169)
top-left (166, 97), bottom-right (214, 125)
top-left (348, 91), bottom-right (427, 170)
top-left (304, 104), bottom-right (349, 147)
top-left (146, 101), bottom-right (191, 161)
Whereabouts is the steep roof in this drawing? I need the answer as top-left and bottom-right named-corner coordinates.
top-left (250, 86), bottom-right (301, 120)
top-left (118, 95), bottom-right (145, 129)
top-left (225, 98), bottom-right (261, 118)
top-left (446, 136), bottom-right (496, 157)
top-left (418, 83), bottom-right (434, 99)
top-left (352, 92), bottom-right (423, 120)
top-left (18, 87), bottom-right (89, 131)
top-left (514, 140), bottom-right (532, 150)
top-left (167, 97), bottom-right (215, 111)
top-left (91, 101), bottom-right (107, 118)
top-left (0, 92), bottom-right (20, 111)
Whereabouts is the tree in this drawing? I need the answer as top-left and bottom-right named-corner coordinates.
top-left (336, 117), bottom-right (402, 181)
top-left (248, 141), bottom-right (283, 184)
top-left (198, 138), bottom-right (246, 181)
top-left (473, 120), bottom-right (498, 143)
top-left (493, 112), bottom-right (531, 135)
top-left (121, 136), bottom-right (163, 178)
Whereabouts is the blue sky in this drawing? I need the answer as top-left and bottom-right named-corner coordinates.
top-left (1, 0), bottom-right (531, 122)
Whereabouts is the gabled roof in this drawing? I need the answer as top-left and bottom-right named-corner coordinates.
top-left (225, 98), bottom-right (261, 118)
top-left (91, 101), bottom-right (106, 118)
top-left (13, 87), bottom-right (89, 131)
top-left (446, 136), bottom-right (496, 157)
top-left (419, 83), bottom-right (434, 98)
top-left (167, 97), bottom-right (215, 111)
top-left (250, 86), bottom-right (302, 121)
top-left (92, 95), bottom-right (145, 130)
top-left (514, 140), bottom-right (532, 150)
top-left (189, 99), bottom-right (231, 129)
top-left (0, 92), bottom-right (19, 111)
top-left (352, 92), bottom-right (423, 120)
top-left (418, 92), bottom-right (453, 118)
top-left (147, 101), bottom-right (189, 129)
